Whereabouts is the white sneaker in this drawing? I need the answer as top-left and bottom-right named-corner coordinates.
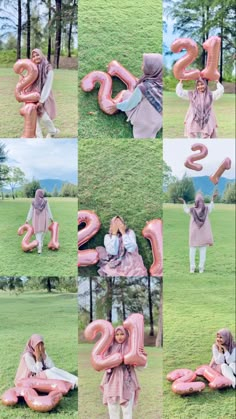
top-left (46, 128), bottom-right (60, 138)
top-left (190, 267), bottom-right (195, 273)
top-left (199, 268), bottom-right (204, 273)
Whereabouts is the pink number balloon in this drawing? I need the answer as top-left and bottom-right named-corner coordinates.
top-left (209, 157), bottom-right (231, 185)
top-left (24, 388), bottom-right (62, 413)
top-left (84, 319), bottom-right (123, 371)
top-left (17, 223), bottom-right (39, 252)
top-left (171, 38), bottom-right (201, 80)
top-left (78, 210), bottom-right (101, 267)
top-left (17, 378), bottom-right (72, 395)
top-left (13, 59), bottom-right (40, 138)
top-left (123, 313), bottom-right (147, 367)
top-left (195, 365), bottom-right (232, 389)
top-left (200, 36), bottom-right (221, 81)
top-left (107, 60), bottom-right (138, 91)
top-left (48, 222), bottom-right (60, 250)
top-left (184, 143), bottom-right (208, 171)
top-left (142, 219), bottom-right (163, 277)
top-left (167, 369), bottom-right (205, 395)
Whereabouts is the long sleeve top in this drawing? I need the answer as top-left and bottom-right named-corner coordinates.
top-left (26, 202), bottom-right (53, 222)
top-left (212, 344), bottom-right (236, 365)
top-left (183, 201), bottom-right (214, 215)
top-left (116, 87), bottom-right (143, 112)
top-left (176, 82), bottom-right (224, 101)
top-left (104, 230), bottom-right (138, 255)
top-left (24, 352), bottom-right (54, 374)
top-left (40, 70), bottom-right (54, 103)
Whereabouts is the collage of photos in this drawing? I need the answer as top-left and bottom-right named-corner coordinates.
top-left (0, 0), bottom-right (235, 418)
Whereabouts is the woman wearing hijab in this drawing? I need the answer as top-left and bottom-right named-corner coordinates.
top-left (179, 192), bottom-right (218, 273)
top-left (109, 53), bottom-right (163, 138)
top-left (209, 329), bottom-right (236, 388)
top-left (31, 49), bottom-right (59, 138)
top-left (26, 189), bottom-right (53, 254)
top-left (176, 78), bottom-right (224, 138)
top-left (96, 216), bottom-right (147, 277)
top-left (100, 326), bottom-right (146, 418)
top-left (15, 334), bottom-right (78, 388)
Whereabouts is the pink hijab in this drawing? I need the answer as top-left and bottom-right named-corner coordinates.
top-left (14, 334), bottom-right (44, 385)
top-left (217, 329), bottom-right (236, 354)
top-left (190, 193), bottom-right (208, 228)
top-left (30, 48), bottom-right (56, 120)
top-left (32, 189), bottom-right (47, 214)
top-left (188, 78), bottom-right (213, 129)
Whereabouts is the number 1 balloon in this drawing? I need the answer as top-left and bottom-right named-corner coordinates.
top-left (48, 222), bottom-right (60, 250)
top-left (142, 219), bottom-right (163, 277)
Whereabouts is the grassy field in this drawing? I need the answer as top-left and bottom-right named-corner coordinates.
top-left (0, 198), bottom-right (77, 277)
top-left (0, 68), bottom-right (77, 138)
top-left (78, 139), bottom-right (163, 276)
top-left (0, 291), bottom-right (78, 418)
top-left (78, 0), bottom-right (163, 138)
top-left (163, 204), bottom-right (235, 419)
top-left (78, 343), bottom-right (162, 418)
top-left (163, 92), bottom-right (235, 138)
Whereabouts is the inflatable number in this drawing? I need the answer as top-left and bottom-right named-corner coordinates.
top-left (107, 60), bottom-right (138, 91)
top-left (184, 143), bottom-right (208, 171)
top-left (17, 224), bottom-right (39, 252)
top-left (171, 38), bottom-right (200, 80)
top-left (48, 222), bottom-right (60, 250)
top-left (84, 319), bottom-right (123, 371)
top-left (200, 36), bottom-right (221, 81)
top-left (195, 365), bottom-right (232, 389)
top-left (167, 369), bottom-right (205, 395)
top-left (78, 210), bottom-right (101, 267)
top-left (16, 377), bottom-right (72, 394)
top-left (210, 158), bottom-right (231, 185)
top-left (123, 313), bottom-right (147, 367)
top-left (13, 59), bottom-right (40, 138)
top-left (142, 219), bottom-right (163, 277)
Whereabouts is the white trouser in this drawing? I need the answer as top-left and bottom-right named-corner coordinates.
top-left (36, 111), bottom-right (56, 138)
top-left (189, 246), bottom-right (207, 270)
top-left (221, 363), bottom-right (236, 388)
top-left (35, 232), bottom-right (45, 250)
top-left (107, 392), bottom-right (134, 419)
top-left (45, 367), bottom-right (78, 388)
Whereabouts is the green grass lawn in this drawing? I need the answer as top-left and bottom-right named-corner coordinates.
top-left (163, 204), bottom-right (235, 419)
top-left (0, 68), bottom-right (77, 138)
top-left (0, 291), bottom-right (78, 418)
top-left (0, 198), bottom-right (77, 277)
top-left (78, 139), bottom-right (163, 276)
top-left (78, 0), bottom-right (162, 138)
top-left (163, 92), bottom-right (235, 139)
top-left (78, 343), bottom-right (162, 418)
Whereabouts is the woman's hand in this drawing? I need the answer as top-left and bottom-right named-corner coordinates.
top-left (116, 219), bottom-right (126, 235)
top-left (212, 192), bottom-right (218, 201)
top-left (107, 103), bottom-right (117, 113)
top-left (139, 347), bottom-right (148, 357)
top-left (178, 197), bottom-right (185, 203)
top-left (36, 102), bottom-right (43, 110)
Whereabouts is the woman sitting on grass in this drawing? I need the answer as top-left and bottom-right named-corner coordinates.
top-left (210, 329), bottom-right (236, 389)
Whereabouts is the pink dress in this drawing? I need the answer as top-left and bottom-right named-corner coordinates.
top-left (184, 202), bottom-right (213, 247)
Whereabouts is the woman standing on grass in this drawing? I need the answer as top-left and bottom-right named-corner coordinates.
top-left (108, 53), bottom-right (163, 139)
top-left (176, 78), bottom-right (224, 138)
top-left (178, 192), bottom-right (217, 273)
top-left (26, 189), bottom-right (53, 254)
top-left (210, 329), bottom-right (236, 389)
top-left (31, 49), bottom-right (60, 138)
top-left (96, 215), bottom-right (147, 277)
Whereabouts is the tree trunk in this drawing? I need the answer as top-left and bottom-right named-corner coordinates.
top-left (121, 287), bottom-right (126, 320)
top-left (148, 276), bottom-right (154, 336)
top-left (47, 0), bottom-right (52, 62)
top-left (156, 282), bottom-right (163, 347)
top-left (67, 0), bottom-right (76, 57)
top-left (54, 0), bottom-right (62, 69)
top-left (106, 278), bottom-right (112, 322)
top-left (47, 279), bottom-right (52, 292)
top-left (17, 0), bottom-right (22, 59)
top-left (201, 8), bottom-right (206, 68)
top-left (26, 0), bottom-right (31, 58)
top-left (219, 21), bottom-right (224, 82)
top-left (89, 277), bottom-right (93, 323)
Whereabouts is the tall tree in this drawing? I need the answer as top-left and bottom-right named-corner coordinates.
top-left (5, 167), bottom-right (25, 199)
top-left (26, 0), bottom-right (31, 57)
top-left (54, 0), bottom-right (62, 68)
top-left (17, 0), bottom-right (22, 58)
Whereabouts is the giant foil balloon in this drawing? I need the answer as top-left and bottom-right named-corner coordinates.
top-left (200, 36), bottom-right (221, 81)
top-left (107, 60), bottom-right (138, 91)
top-left (13, 58), bottom-right (40, 138)
top-left (171, 38), bottom-right (201, 80)
top-left (78, 210), bottom-right (101, 267)
top-left (84, 319), bottom-right (123, 371)
top-left (123, 313), bottom-right (147, 367)
top-left (48, 222), bottom-right (60, 250)
top-left (18, 223), bottom-right (39, 252)
top-left (184, 143), bottom-right (208, 171)
top-left (167, 368), bottom-right (205, 395)
top-left (16, 378), bottom-right (72, 395)
top-left (210, 157), bottom-right (231, 185)
top-left (195, 365), bottom-right (232, 389)
top-left (142, 219), bottom-right (163, 277)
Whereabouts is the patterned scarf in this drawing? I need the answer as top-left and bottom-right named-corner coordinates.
top-left (188, 78), bottom-right (213, 129)
top-left (137, 53), bottom-right (163, 113)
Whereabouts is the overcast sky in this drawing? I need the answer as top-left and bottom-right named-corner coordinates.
top-left (164, 139), bottom-right (235, 179)
top-left (1, 139), bottom-right (78, 183)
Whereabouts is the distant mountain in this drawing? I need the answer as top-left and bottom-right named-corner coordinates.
top-left (2, 179), bottom-right (76, 193)
top-left (192, 176), bottom-right (235, 196)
